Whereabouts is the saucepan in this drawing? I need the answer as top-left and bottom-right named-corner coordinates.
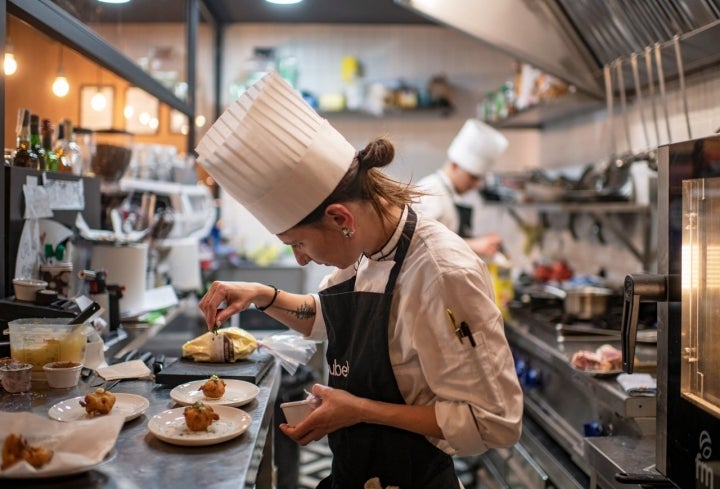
top-left (541, 284), bottom-right (614, 320)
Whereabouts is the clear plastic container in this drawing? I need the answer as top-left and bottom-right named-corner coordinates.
top-left (8, 319), bottom-right (86, 379)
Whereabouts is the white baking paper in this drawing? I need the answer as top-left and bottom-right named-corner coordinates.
top-left (97, 360), bottom-right (152, 381)
top-left (0, 411), bottom-right (123, 477)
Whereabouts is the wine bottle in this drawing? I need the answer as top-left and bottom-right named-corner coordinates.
top-left (30, 114), bottom-right (47, 170)
top-left (12, 108), bottom-right (39, 168)
top-left (41, 118), bottom-right (59, 172)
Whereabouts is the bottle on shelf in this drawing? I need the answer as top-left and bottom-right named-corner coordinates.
top-left (41, 118), bottom-right (59, 172)
top-left (29, 114), bottom-right (46, 170)
top-left (12, 108), bottom-right (39, 169)
top-left (54, 119), bottom-right (81, 174)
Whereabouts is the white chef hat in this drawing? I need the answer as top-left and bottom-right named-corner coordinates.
top-left (195, 71), bottom-right (356, 234)
top-left (447, 119), bottom-right (508, 176)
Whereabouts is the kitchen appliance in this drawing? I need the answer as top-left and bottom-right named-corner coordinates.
top-left (622, 134), bottom-right (720, 488)
top-left (91, 242), bottom-right (148, 316)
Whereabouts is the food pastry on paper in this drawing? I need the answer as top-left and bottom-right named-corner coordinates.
top-left (182, 327), bottom-right (258, 363)
top-left (0, 411), bottom-right (123, 477)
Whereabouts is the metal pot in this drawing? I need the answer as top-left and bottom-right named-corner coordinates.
top-left (563, 286), bottom-right (613, 319)
top-left (539, 284), bottom-right (614, 320)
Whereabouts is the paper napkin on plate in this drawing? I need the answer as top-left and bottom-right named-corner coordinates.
top-left (97, 360), bottom-right (152, 381)
top-left (616, 373), bottom-right (657, 396)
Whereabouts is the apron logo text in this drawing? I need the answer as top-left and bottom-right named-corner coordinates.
top-left (329, 359), bottom-right (350, 378)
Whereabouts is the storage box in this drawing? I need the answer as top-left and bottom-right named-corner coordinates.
top-left (8, 318), bottom-right (86, 379)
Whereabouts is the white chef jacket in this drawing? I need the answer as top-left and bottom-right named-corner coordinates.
top-left (414, 170), bottom-right (461, 234)
top-left (308, 206), bottom-right (523, 456)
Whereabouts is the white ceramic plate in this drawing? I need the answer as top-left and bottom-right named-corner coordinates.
top-left (170, 379), bottom-right (260, 407)
top-left (148, 405), bottom-right (252, 446)
top-left (48, 393), bottom-right (150, 423)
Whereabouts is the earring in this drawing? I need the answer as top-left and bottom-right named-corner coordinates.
top-left (342, 227), bottom-right (354, 238)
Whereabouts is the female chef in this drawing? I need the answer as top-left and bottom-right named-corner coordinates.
top-left (196, 71), bottom-right (522, 489)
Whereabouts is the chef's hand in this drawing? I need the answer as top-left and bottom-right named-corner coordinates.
top-left (198, 281), bottom-right (264, 331)
top-left (466, 232), bottom-right (503, 257)
top-left (279, 384), bottom-right (361, 445)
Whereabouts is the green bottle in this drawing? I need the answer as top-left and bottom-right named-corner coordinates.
top-left (12, 108), bottom-right (39, 169)
top-left (41, 118), bottom-right (59, 172)
top-left (29, 114), bottom-right (47, 170)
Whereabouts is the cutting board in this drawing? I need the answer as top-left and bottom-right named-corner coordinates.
top-left (155, 349), bottom-right (275, 386)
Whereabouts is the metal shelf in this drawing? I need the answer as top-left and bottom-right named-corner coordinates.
top-left (492, 201), bottom-right (654, 271)
top-left (490, 92), bottom-right (604, 129)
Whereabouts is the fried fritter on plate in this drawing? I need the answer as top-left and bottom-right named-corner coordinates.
top-left (183, 402), bottom-right (219, 431)
top-left (80, 387), bottom-right (117, 416)
top-left (2, 434), bottom-right (53, 470)
top-left (199, 374), bottom-right (226, 399)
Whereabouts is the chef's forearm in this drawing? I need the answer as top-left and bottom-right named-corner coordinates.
top-left (357, 398), bottom-right (444, 439)
top-left (261, 286), bottom-right (317, 337)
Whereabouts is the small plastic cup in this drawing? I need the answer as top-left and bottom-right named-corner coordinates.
top-left (43, 361), bottom-right (83, 388)
top-left (0, 362), bottom-right (33, 393)
top-left (12, 278), bottom-right (48, 302)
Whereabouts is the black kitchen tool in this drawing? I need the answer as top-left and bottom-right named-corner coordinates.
top-left (68, 301), bottom-right (101, 325)
top-left (152, 354), bottom-right (166, 374)
top-left (138, 351), bottom-right (154, 368)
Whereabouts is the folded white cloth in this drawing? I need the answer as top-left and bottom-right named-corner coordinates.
top-left (616, 373), bottom-right (657, 396)
top-left (97, 360), bottom-right (152, 381)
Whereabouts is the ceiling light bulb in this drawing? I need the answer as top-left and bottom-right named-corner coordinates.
top-left (265, 0), bottom-right (303, 4)
top-left (97, 0), bottom-right (131, 4)
top-left (52, 75), bottom-right (70, 97)
top-left (4, 52), bottom-right (17, 75)
top-left (91, 91), bottom-right (107, 111)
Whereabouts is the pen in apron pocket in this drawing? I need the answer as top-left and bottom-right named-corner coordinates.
top-left (445, 309), bottom-right (464, 344)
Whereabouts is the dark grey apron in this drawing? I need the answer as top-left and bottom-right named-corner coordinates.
top-left (317, 207), bottom-right (460, 489)
top-left (439, 174), bottom-right (473, 238)
top-left (454, 203), bottom-right (473, 239)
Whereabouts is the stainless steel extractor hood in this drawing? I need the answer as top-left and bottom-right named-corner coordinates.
top-left (396, 0), bottom-right (720, 98)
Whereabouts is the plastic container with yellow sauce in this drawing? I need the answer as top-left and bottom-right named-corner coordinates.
top-left (8, 318), bottom-right (86, 380)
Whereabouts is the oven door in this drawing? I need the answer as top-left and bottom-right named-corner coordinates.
top-left (623, 137), bottom-right (720, 488)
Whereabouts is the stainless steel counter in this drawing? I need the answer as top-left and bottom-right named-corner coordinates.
top-left (502, 305), bottom-right (662, 488)
top-left (0, 361), bottom-right (281, 488)
top-left (584, 436), bottom-right (669, 489)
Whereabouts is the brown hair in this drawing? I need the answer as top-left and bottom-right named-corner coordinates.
top-left (297, 137), bottom-right (423, 226)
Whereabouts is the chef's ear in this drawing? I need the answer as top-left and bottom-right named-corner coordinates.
top-left (324, 203), bottom-right (353, 230)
